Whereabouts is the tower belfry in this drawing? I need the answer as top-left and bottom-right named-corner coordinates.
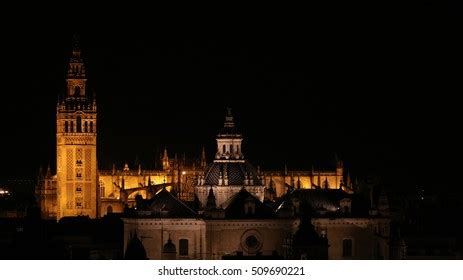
top-left (66, 35), bottom-right (87, 97)
top-left (55, 35), bottom-right (98, 219)
top-left (215, 108), bottom-right (244, 160)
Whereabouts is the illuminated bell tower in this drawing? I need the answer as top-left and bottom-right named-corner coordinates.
top-left (56, 36), bottom-right (98, 219)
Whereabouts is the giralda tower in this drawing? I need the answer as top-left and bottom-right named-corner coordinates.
top-left (56, 36), bottom-right (98, 219)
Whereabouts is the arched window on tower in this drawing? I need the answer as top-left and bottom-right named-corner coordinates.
top-left (90, 122), bottom-right (94, 133)
top-left (70, 121), bottom-right (74, 133)
top-left (230, 144), bottom-right (234, 153)
top-left (76, 116), bottom-right (82, 133)
top-left (222, 145), bottom-right (226, 154)
top-left (74, 86), bottom-right (81, 96)
top-left (237, 145), bottom-right (240, 154)
top-left (84, 121), bottom-right (88, 132)
top-left (65, 121), bottom-right (69, 133)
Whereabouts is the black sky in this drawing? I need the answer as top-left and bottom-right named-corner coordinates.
top-left (1, 2), bottom-right (461, 194)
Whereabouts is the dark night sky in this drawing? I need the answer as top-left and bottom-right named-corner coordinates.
top-left (1, 2), bottom-right (461, 194)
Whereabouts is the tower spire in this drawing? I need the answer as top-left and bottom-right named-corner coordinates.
top-left (162, 147), bottom-right (170, 170)
top-left (215, 108), bottom-right (243, 160)
top-left (200, 146), bottom-right (207, 168)
top-left (66, 34), bottom-right (86, 97)
top-left (224, 107), bottom-right (234, 128)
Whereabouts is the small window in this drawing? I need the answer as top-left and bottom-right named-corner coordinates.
top-left (107, 205), bottom-right (113, 214)
top-left (76, 186), bottom-right (82, 192)
top-left (84, 121), bottom-right (88, 132)
top-left (100, 186), bottom-right (105, 197)
top-left (343, 239), bottom-right (353, 257)
top-left (64, 121), bottom-right (69, 133)
top-left (222, 145), bottom-right (226, 153)
top-left (90, 122), bottom-right (93, 133)
top-left (244, 198), bottom-right (255, 215)
top-left (70, 121), bottom-right (74, 133)
top-left (230, 144), bottom-right (233, 153)
top-left (179, 239), bottom-right (188, 256)
top-left (74, 86), bottom-right (80, 96)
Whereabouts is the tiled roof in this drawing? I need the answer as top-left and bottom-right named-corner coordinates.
top-left (203, 161), bottom-right (261, 186)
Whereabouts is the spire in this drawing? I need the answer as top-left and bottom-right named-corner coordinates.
top-left (162, 147), bottom-right (170, 170)
top-left (378, 187), bottom-right (389, 214)
top-left (163, 147), bottom-right (168, 159)
top-left (46, 165), bottom-right (52, 178)
top-left (72, 33), bottom-right (80, 52)
top-left (37, 166), bottom-right (44, 180)
top-left (336, 157), bottom-right (343, 168)
top-left (224, 107), bottom-right (234, 128)
top-left (67, 34), bottom-right (86, 79)
top-left (335, 153), bottom-right (343, 166)
top-left (66, 34), bottom-right (87, 97)
top-left (200, 146), bottom-right (207, 168)
top-left (223, 165), bottom-right (228, 185)
top-left (215, 108), bottom-right (244, 160)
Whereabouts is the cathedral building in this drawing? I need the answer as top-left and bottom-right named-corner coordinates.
top-left (36, 38), bottom-right (395, 259)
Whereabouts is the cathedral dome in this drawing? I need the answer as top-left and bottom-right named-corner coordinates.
top-left (203, 161), bottom-right (261, 186)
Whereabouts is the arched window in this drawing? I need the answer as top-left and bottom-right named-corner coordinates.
top-left (84, 121), bottom-right (88, 132)
top-left (76, 116), bottom-right (82, 133)
top-left (74, 86), bottom-right (81, 96)
top-left (222, 145), bottom-right (225, 154)
top-left (343, 239), bottom-right (353, 257)
top-left (100, 181), bottom-right (105, 198)
top-left (70, 121), bottom-right (74, 133)
top-left (65, 121), bottom-right (69, 133)
top-left (90, 122), bottom-right (93, 133)
top-left (107, 205), bottom-right (113, 214)
top-left (230, 144), bottom-right (234, 153)
top-left (179, 239), bottom-right (188, 256)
